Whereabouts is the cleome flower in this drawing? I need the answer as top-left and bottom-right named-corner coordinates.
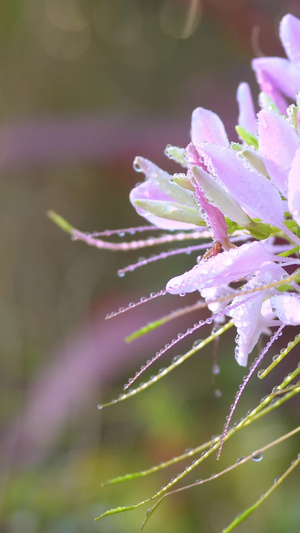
top-left (49, 12), bottom-right (300, 530)
top-left (50, 13), bottom-right (300, 370)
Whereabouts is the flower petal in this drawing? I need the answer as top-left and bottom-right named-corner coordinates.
top-left (133, 157), bottom-right (196, 206)
top-left (199, 144), bottom-right (284, 227)
top-left (191, 108), bottom-right (229, 147)
top-left (252, 57), bottom-right (300, 107)
top-left (258, 109), bottom-right (299, 196)
top-left (236, 82), bottom-right (256, 135)
top-left (288, 146), bottom-right (300, 225)
top-left (130, 181), bottom-right (200, 229)
top-left (227, 263), bottom-right (285, 366)
top-left (166, 241), bottom-right (275, 295)
top-left (191, 165), bottom-right (252, 227)
top-left (280, 14), bottom-right (300, 66)
top-left (228, 293), bottom-right (266, 366)
top-left (270, 294), bottom-right (300, 325)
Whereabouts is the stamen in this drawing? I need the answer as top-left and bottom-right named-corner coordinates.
top-left (71, 229), bottom-right (206, 251)
top-left (117, 242), bottom-right (211, 276)
top-left (117, 235), bottom-right (249, 275)
top-left (124, 295), bottom-right (258, 390)
top-left (217, 324), bottom-right (285, 460)
top-left (90, 225), bottom-right (161, 237)
top-left (105, 290), bottom-right (167, 320)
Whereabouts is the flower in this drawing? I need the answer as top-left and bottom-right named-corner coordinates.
top-left (51, 14), bottom-right (300, 371)
top-left (50, 12), bottom-right (300, 527)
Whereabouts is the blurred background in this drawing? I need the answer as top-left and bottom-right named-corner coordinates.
top-left (0, 1), bottom-right (300, 532)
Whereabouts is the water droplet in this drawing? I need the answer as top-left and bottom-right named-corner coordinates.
top-left (184, 447), bottom-right (193, 454)
top-left (214, 389), bottom-right (222, 398)
top-left (236, 456), bottom-right (245, 463)
top-left (212, 364), bottom-right (220, 375)
top-left (118, 272), bottom-right (125, 278)
top-left (252, 452), bottom-right (263, 462)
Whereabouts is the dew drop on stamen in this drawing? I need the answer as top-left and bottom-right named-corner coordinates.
top-left (214, 389), bottom-right (222, 398)
top-left (193, 339), bottom-right (202, 348)
top-left (252, 452), bottom-right (264, 462)
top-left (212, 364), bottom-right (220, 375)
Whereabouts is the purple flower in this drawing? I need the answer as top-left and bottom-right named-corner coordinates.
top-left (52, 13), bottom-right (300, 372)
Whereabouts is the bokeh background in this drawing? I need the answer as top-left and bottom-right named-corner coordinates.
top-left (1, 1), bottom-right (300, 532)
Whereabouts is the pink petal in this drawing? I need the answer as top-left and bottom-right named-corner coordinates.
top-left (191, 108), bottom-right (229, 147)
top-left (192, 178), bottom-right (228, 245)
top-left (201, 284), bottom-right (235, 324)
top-left (236, 82), bottom-right (256, 135)
top-left (130, 182), bottom-right (198, 230)
top-left (258, 109), bottom-right (299, 196)
top-left (131, 156), bottom-right (199, 229)
top-left (270, 294), bottom-right (300, 325)
top-left (166, 241), bottom-right (274, 295)
top-left (228, 293), bottom-right (266, 366)
top-left (252, 57), bottom-right (300, 109)
top-left (227, 263), bottom-right (286, 366)
top-left (280, 14), bottom-right (300, 66)
top-left (199, 144), bottom-right (284, 227)
top-left (288, 146), bottom-right (300, 225)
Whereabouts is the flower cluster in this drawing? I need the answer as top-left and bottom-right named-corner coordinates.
top-left (128, 13), bottom-right (300, 369)
top-left (49, 13), bottom-right (300, 531)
